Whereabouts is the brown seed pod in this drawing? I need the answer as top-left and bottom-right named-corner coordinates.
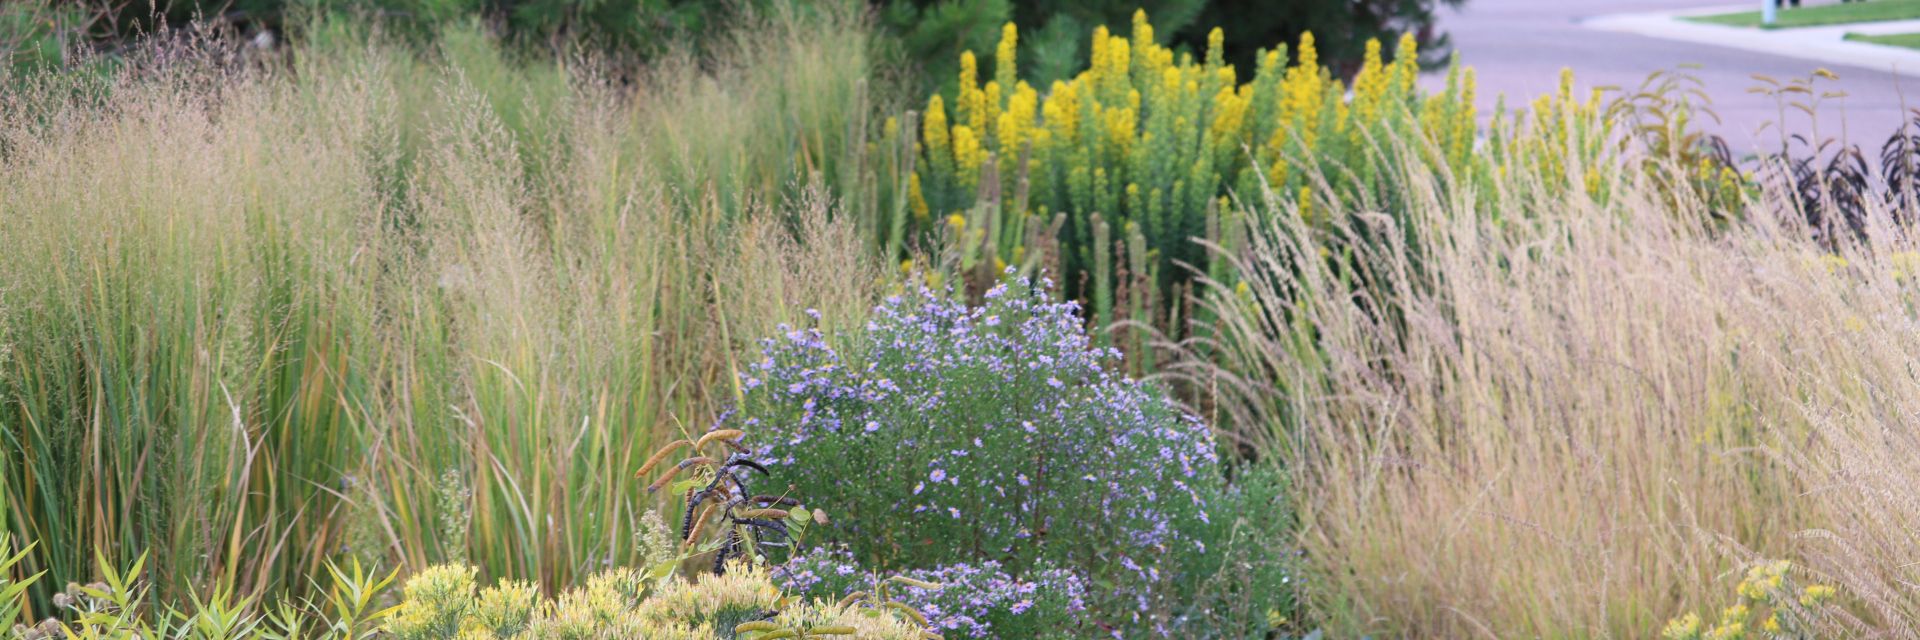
top-left (734, 508), bottom-right (789, 520)
top-left (807, 625), bottom-right (857, 635)
top-left (636, 440), bottom-right (693, 478)
top-left (694, 429), bottom-right (745, 452)
top-left (887, 575), bottom-right (942, 591)
top-left (683, 501), bottom-right (721, 547)
top-left (645, 464), bottom-right (686, 493)
top-left (884, 601), bottom-right (930, 626)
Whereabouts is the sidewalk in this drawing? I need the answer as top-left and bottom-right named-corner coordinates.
top-left (1583, 5), bottom-right (1920, 75)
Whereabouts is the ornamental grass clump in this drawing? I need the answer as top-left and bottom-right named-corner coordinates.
top-left (731, 275), bottom-right (1291, 636)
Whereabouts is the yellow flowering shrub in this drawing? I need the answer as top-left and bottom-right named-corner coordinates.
top-left (889, 10), bottom-right (1561, 346)
top-left (1661, 561), bottom-right (1839, 640)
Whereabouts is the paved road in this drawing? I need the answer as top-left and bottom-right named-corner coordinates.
top-left (1424, 0), bottom-right (1916, 153)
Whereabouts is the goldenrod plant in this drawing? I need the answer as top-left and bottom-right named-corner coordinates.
top-left (1660, 561), bottom-right (1838, 640)
top-left (891, 11), bottom-right (1586, 353)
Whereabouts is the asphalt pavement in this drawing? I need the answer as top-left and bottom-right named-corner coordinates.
top-left (1423, 0), bottom-right (1916, 153)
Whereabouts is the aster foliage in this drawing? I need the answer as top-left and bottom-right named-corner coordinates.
top-left (733, 275), bottom-right (1291, 636)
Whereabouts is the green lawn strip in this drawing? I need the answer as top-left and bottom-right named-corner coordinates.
top-left (1686, 0), bottom-right (1920, 29)
top-left (1844, 30), bottom-right (1920, 48)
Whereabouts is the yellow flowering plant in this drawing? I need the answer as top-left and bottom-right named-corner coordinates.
top-left (1661, 561), bottom-right (1840, 640)
top-left (883, 10), bottom-right (1616, 356)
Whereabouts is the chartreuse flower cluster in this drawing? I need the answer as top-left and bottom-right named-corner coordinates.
top-left (383, 503), bottom-right (944, 640)
top-left (1661, 560), bottom-right (1839, 640)
top-left (383, 561), bottom-right (935, 640)
top-left (889, 10), bottom-right (1486, 334)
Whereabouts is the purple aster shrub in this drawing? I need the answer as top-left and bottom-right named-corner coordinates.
top-left (730, 274), bottom-right (1263, 635)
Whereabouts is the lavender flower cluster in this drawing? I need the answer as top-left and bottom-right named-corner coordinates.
top-left (778, 546), bottom-right (1086, 640)
top-left (727, 274), bottom-right (1228, 633)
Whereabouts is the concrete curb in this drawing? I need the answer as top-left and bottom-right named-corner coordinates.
top-left (1582, 6), bottom-right (1920, 77)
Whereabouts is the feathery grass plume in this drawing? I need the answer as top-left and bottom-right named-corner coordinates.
top-left (1179, 91), bottom-right (1920, 634)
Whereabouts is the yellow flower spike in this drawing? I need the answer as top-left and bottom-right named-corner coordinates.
top-left (1206, 27), bottom-right (1225, 69)
top-left (1042, 80), bottom-right (1080, 142)
top-left (1280, 32), bottom-right (1323, 144)
top-left (960, 50), bottom-right (979, 91)
top-left (1719, 603), bottom-right (1748, 625)
top-left (909, 173), bottom-right (929, 221)
top-left (924, 94), bottom-right (950, 157)
top-left (1392, 32), bottom-right (1419, 95)
top-left (960, 52), bottom-right (987, 133)
top-left (1105, 37), bottom-right (1131, 98)
top-left (1763, 614), bottom-right (1780, 634)
top-left (1208, 84), bottom-right (1248, 149)
top-left (983, 81), bottom-right (1003, 141)
top-left (1000, 82), bottom-right (1038, 162)
top-left (1103, 104), bottom-right (1137, 159)
top-left (1091, 23), bottom-right (1108, 52)
top-left (995, 22), bottom-right (1018, 93)
top-left (900, 259), bottom-right (914, 274)
top-left (946, 213), bottom-right (966, 231)
top-left (1132, 9), bottom-right (1152, 51)
top-left (952, 125), bottom-right (984, 190)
